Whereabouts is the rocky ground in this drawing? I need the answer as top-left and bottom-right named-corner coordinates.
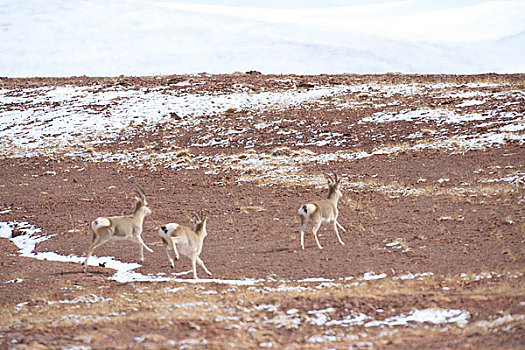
top-left (0, 73), bottom-right (524, 349)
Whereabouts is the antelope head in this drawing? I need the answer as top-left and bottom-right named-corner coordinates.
top-left (324, 171), bottom-right (342, 200)
top-left (134, 186), bottom-right (152, 216)
top-left (189, 209), bottom-right (207, 235)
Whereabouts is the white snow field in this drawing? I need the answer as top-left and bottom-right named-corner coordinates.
top-left (1, 0), bottom-right (524, 77)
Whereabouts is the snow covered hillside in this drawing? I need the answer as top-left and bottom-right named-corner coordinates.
top-left (1, 0), bottom-right (524, 77)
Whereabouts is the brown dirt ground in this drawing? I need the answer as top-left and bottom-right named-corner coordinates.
top-left (0, 73), bottom-right (524, 349)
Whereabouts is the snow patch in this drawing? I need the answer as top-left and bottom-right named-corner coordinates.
top-left (364, 308), bottom-right (470, 328)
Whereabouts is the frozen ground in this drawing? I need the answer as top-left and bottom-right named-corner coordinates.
top-left (0, 73), bottom-right (523, 348)
top-left (1, 76), bottom-right (523, 189)
top-left (3, 216), bottom-right (523, 348)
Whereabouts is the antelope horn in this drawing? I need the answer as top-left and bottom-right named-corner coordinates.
top-left (323, 172), bottom-right (334, 184)
top-left (332, 171), bottom-right (339, 184)
top-left (188, 210), bottom-right (200, 222)
top-left (134, 186), bottom-right (146, 201)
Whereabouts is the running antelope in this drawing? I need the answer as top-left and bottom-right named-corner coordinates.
top-left (82, 187), bottom-right (153, 272)
top-left (158, 210), bottom-right (212, 279)
top-left (298, 172), bottom-right (346, 250)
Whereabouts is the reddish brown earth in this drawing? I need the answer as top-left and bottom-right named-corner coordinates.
top-left (0, 73), bottom-right (523, 349)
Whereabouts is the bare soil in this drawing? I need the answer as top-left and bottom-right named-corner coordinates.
top-left (0, 73), bottom-right (524, 349)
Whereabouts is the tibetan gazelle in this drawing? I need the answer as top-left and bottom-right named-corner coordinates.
top-left (83, 187), bottom-right (153, 272)
top-left (158, 210), bottom-right (212, 279)
top-left (298, 172), bottom-right (346, 250)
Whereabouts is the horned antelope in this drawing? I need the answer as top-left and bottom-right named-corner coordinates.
top-left (158, 210), bottom-right (212, 279)
top-left (298, 172), bottom-right (346, 250)
top-left (82, 187), bottom-right (153, 272)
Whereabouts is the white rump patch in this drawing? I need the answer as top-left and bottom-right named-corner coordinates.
top-left (165, 223), bottom-right (180, 233)
top-left (298, 203), bottom-right (316, 216)
top-left (91, 217), bottom-right (111, 231)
